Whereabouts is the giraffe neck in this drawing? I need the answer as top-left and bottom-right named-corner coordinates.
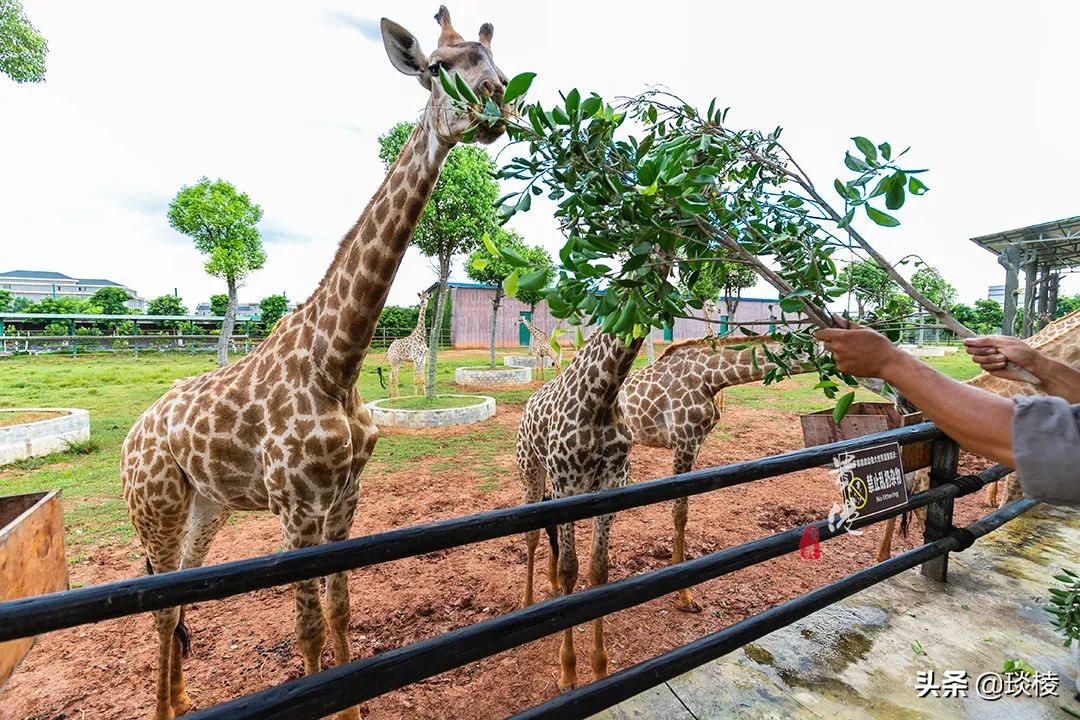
top-left (304, 124), bottom-right (450, 391)
top-left (570, 331), bottom-right (644, 408)
top-left (526, 321), bottom-right (547, 340)
top-left (413, 296), bottom-right (429, 336)
top-left (699, 341), bottom-right (776, 392)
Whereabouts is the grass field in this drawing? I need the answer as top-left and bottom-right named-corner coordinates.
top-left (0, 346), bottom-right (979, 558)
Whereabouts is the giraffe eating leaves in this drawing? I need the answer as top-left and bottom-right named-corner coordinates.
top-left (120, 8), bottom-right (509, 719)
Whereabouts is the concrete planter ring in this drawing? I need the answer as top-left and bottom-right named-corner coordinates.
top-left (365, 395), bottom-right (496, 429)
top-left (504, 355), bottom-right (553, 369)
top-left (0, 409), bottom-right (90, 465)
top-left (455, 366), bottom-right (532, 387)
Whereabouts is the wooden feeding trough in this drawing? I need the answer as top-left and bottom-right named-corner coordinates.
top-left (0, 491), bottom-right (68, 690)
top-left (800, 402), bottom-right (932, 471)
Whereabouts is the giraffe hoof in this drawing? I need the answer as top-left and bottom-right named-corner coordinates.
top-left (172, 692), bottom-right (194, 716)
top-left (557, 678), bottom-right (577, 694)
top-left (520, 593), bottom-right (534, 609)
top-left (334, 706), bottom-right (362, 720)
top-left (675, 598), bottom-right (702, 614)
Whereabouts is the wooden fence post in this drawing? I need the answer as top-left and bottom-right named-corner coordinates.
top-left (920, 436), bottom-right (959, 581)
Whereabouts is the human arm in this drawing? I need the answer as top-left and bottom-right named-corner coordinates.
top-left (963, 335), bottom-right (1080, 403)
top-left (816, 321), bottom-right (1017, 467)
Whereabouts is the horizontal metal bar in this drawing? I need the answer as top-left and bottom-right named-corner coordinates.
top-left (0, 422), bottom-right (942, 642)
top-left (510, 497), bottom-right (1038, 720)
top-left (181, 463), bottom-right (1004, 720)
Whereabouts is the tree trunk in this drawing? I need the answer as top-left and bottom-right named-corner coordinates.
top-left (426, 256), bottom-right (451, 399)
top-left (218, 277), bottom-right (238, 368)
top-left (489, 288), bottom-right (503, 370)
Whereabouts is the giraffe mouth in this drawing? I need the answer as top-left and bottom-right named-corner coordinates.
top-left (473, 118), bottom-right (506, 144)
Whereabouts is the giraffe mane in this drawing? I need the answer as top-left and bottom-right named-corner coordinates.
top-left (655, 334), bottom-right (769, 362)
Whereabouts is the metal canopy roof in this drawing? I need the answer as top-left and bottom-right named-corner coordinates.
top-left (970, 215), bottom-right (1080, 270)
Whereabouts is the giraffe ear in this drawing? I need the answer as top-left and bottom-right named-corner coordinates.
top-left (381, 18), bottom-right (430, 82)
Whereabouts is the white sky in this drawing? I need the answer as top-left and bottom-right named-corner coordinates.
top-left (2, 1), bottom-right (1078, 309)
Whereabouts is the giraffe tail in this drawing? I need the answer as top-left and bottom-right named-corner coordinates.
top-left (899, 510), bottom-right (910, 539)
top-left (146, 559), bottom-right (192, 658)
top-left (376, 366), bottom-right (387, 390)
top-left (541, 493), bottom-right (559, 559)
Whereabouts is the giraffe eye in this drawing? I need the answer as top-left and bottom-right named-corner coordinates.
top-left (429, 63), bottom-right (441, 77)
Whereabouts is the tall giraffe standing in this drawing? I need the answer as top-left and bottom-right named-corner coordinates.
top-left (517, 329), bottom-right (643, 691)
top-left (517, 315), bottom-right (563, 380)
top-left (619, 335), bottom-right (803, 611)
top-left (385, 289), bottom-right (432, 397)
top-left (876, 307), bottom-right (1080, 561)
top-left (120, 9), bottom-right (509, 719)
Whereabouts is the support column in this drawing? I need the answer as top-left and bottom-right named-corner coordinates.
top-left (999, 245), bottom-right (1020, 336)
top-left (1022, 259), bottom-right (1037, 337)
top-left (1048, 272), bottom-right (1060, 321)
top-left (1037, 263), bottom-right (1051, 330)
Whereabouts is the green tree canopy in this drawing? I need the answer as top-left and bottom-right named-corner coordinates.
top-left (88, 286), bottom-right (134, 314)
top-left (168, 177), bottom-right (264, 366)
top-left (0, 0), bottom-right (47, 83)
top-left (911, 265), bottom-right (956, 310)
top-left (1055, 294), bottom-right (1080, 319)
top-left (839, 259), bottom-right (896, 319)
top-left (259, 294), bottom-right (290, 331)
top-left (378, 120), bottom-right (500, 396)
top-left (147, 294), bottom-right (187, 316)
top-left (682, 260), bottom-right (758, 320)
top-left (0, 288), bottom-right (12, 312)
top-left (952, 298), bottom-right (1003, 335)
top-left (210, 294), bottom-right (228, 316)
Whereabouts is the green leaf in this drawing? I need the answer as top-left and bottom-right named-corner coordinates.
top-left (885, 176), bottom-right (905, 210)
top-left (581, 96), bottom-right (602, 117)
top-left (503, 72), bottom-right (537, 104)
top-left (865, 205), bottom-right (900, 227)
top-left (844, 152), bottom-right (869, 172)
top-left (910, 640), bottom-right (925, 656)
top-left (503, 270), bottom-right (519, 298)
top-left (470, 256), bottom-right (489, 271)
top-left (565, 88), bottom-right (580, 115)
top-left (853, 136), bottom-right (877, 161)
top-left (908, 176), bottom-right (929, 195)
top-left (869, 174), bottom-right (892, 199)
top-left (518, 268), bottom-right (549, 292)
top-left (779, 296), bottom-right (804, 313)
top-left (833, 391), bottom-right (855, 424)
top-left (501, 246), bottom-right (530, 267)
top-left (454, 72), bottom-right (480, 105)
top-left (878, 141), bottom-right (892, 160)
top-left (438, 65), bottom-right (461, 100)
top-left (837, 209), bottom-right (855, 229)
top-left (482, 231), bottom-right (499, 256)
top-left (552, 106), bottom-right (571, 125)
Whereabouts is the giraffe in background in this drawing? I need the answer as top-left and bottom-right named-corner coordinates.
top-left (517, 315), bottom-right (563, 380)
top-left (120, 8), bottom-right (510, 719)
top-left (385, 289), bottom-right (432, 397)
top-left (619, 335), bottom-right (806, 611)
top-left (517, 329), bottom-right (643, 691)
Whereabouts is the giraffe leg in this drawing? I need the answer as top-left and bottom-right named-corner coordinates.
top-left (518, 450), bottom-right (546, 608)
top-left (388, 362), bottom-right (400, 398)
top-left (279, 513), bottom-right (328, 677)
top-left (538, 355), bottom-right (545, 382)
top-left (123, 449), bottom-right (193, 720)
top-left (555, 520), bottom-right (578, 692)
top-left (877, 517), bottom-right (896, 563)
top-left (986, 480), bottom-right (999, 507)
top-left (671, 449), bottom-right (701, 612)
top-left (323, 480), bottom-right (361, 720)
top-left (588, 512), bottom-right (615, 679)
top-left (414, 358), bottom-right (427, 397)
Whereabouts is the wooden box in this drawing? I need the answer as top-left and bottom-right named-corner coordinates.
top-left (0, 491), bottom-right (68, 690)
top-left (800, 402), bottom-right (931, 471)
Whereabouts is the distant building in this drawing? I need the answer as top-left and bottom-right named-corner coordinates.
top-left (195, 301), bottom-right (261, 320)
top-left (441, 281), bottom-right (785, 349)
top-left (0, 269), bottom-right (146, 310)
top-left (987, 284), bottom-right (1025, 307)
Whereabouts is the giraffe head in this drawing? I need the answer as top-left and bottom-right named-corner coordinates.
top-left (381, 6), bottom-right (508, 145)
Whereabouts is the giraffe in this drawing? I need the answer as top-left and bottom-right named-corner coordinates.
top-left (619, 335), bottom-right (806, 611)
top-left (517, 328), bottom-right (644, 691)
top-left (517, 315), bottom-right (563, 380)
top-left (876, 307), bottom-right (1080, 562)
top-left (119, 9), bottom-right (509, 720)
top-left (385, 289), bottom-right (432, 397)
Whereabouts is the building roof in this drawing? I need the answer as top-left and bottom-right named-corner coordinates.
top-left (75, 278), bottom-right (122, 287)
top-left (0, 270), bottom-right (75, 280)
top-left (970, 215), bottom-right (1080, 270)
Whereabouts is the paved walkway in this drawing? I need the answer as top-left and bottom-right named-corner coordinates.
top-left (594, 504), bottom-right (1080, 720)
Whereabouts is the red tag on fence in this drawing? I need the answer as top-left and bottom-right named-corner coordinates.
top-left (799, 526), bottom-right (821, 560)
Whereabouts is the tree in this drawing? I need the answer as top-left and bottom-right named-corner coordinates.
top-left (951, 299), bottom-right (1003, 335)
top-left (210, 294), bottom-right (229, 317)
top-left (0, 0), bottom-right (47, 83)
top-left (168, 177), bottom-right (265, 367)
top-left (258, 294), bottom-right (290, 333)
top-left (682, 260), bottom-right (758, 326)
top-left (11, 296), bottom-right (34, 312)
top-left (839, 260), bottom-right (895, 319)
top-left (467, 230), bottom-right (554, 369)
top-left (1055, 294), bottom-right (1080, 319)
top-left (89, 286), bottom-right (134, 314)
top-left (911, 265), bottom-right (956, 310)
top-left (147, 294), bottom-right (187, 317)
top-left (379, 121), bottom-right (499, 397)
top-left (0, 289), bottom-right (12, 312)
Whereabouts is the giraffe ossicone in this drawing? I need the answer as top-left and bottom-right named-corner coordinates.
top-left (120, 8), bottom-right (510, 719)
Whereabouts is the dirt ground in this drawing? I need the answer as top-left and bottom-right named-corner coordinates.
top-left (3, 403), bottom-right (995, 720)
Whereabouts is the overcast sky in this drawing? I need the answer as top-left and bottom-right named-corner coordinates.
top-left (2, 1), bottom-right (1078, 310)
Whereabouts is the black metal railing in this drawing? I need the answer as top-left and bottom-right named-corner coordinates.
top-left (0, 423), bottom-right (1036, 720)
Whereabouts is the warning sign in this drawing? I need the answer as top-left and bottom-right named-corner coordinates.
top-left (833, 441), bottom-right (908, 520)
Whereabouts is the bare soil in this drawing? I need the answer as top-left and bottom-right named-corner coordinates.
top-left (0, 411), bottom-right (63, 428)
top-left (2, 404), bottom-right (995, 720)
